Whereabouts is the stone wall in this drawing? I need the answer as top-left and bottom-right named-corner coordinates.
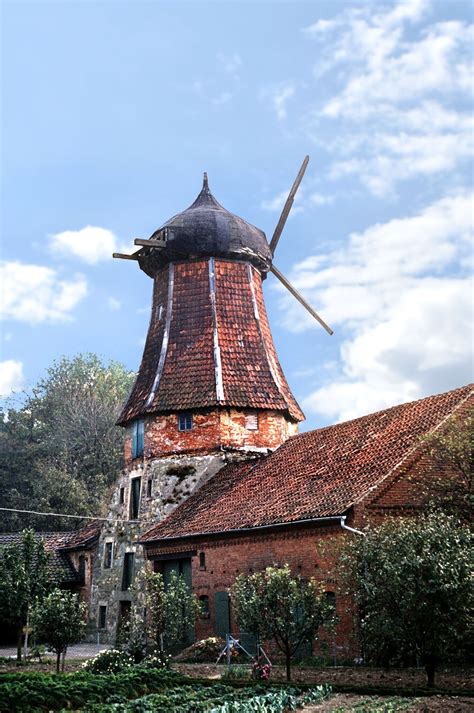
top-left (87, 450), bottom-right (251, 642)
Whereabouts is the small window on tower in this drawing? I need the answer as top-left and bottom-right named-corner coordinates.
top-left (178, 412), bottom-right (193, 431)
top-left (98, 605), bottom-right (107, 630)
top-left (199, 552), bottom-right (206, 570)
top-left (130, 478), bottom-right (141, 520)
top-left (122, 552), bottom-right (135, 591)
top-left (119, 487), bottom-right (125, 504)
top-left (147, 479), bottom-right (152, 498)
top-left (103, 542), bottom-right (113, 569)
top-left (245, 412), bottom-right (259, 431)
top-left (132, 419), bottom-right (145, 459)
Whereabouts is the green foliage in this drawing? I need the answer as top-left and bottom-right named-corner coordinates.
top-left (0, 529), bottom-right (53, 661)
top-left (341, 513), bottom-right (473, 687)
top-left (0, 353), bottom-right (134, 531)
top-left (82, 648), bottom-right (134, 674)
top-left (419, 408), bottom-right (473, 523)
top-left (127, 569), bottom-right (201, 657)
top-left (31, 588), bottom-right (86, 672)
top-left (0, 667), bottom-right (183, 711)
top-left (232, 564), bottom-right (333, 681)
top-left (220, 665), bottom-right (251, 681)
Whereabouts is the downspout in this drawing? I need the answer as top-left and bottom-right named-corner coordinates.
top-left (340, 515), bottom-right (365, 536)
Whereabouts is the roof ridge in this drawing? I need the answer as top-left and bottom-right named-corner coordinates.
top-left (288, 383), bottom-right (474, 443)
top-left (350, 385), bottom-right (474, 509)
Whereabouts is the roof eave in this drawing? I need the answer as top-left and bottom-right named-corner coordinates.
top-left (139, 513), bottom-right (348, 546)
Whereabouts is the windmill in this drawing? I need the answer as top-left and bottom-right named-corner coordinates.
top-left (114, 156), bottom-right (333, 337)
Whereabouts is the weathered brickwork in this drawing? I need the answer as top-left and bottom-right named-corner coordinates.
top-left (147, 523), bottom-right (356, 658)
top-left (123, 409), bottom-right (297, 462)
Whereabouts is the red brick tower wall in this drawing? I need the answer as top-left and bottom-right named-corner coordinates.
top-left (119, 258), bottom-right (303, 457)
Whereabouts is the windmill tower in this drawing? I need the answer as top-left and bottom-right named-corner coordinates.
top-left (114, 157), bottom-right (331, 460)
top-left (91, 159), bottom-right (332, 641)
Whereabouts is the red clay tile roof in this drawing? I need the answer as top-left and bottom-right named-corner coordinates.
top-left (0, 532), bottom-right (79, 583)
top-left (141, 384), bottom-right (473, 542)
top-left (118, 259), bottom-right (303, 424)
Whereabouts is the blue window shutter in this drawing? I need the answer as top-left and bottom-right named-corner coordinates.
top-left (137, 419), bottom-right (144, 456)
top-left (131, 421), bottom-right (138, 459)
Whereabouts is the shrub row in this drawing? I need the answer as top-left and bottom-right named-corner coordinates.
top-left (84, 683), bottom-right (332, 712)
top-left (0, 667), bottom-right (183, 712)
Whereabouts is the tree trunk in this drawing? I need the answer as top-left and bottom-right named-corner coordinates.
top-left (56, 651), bottom-right (61, 674)
top-left (61, 649), bottom-right (67, 672)
top-left (285, 647), bottom-right (291, 681)
top-left (16, 627), bottom-right (22, 663)
top-left (426, 659), bottom-right (436, 688)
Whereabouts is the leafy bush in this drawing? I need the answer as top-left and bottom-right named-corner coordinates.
top-left (137, 652), bottom-right (172, 669)
top-left (220, 665), bottom-right (251, 681)
top-left (83, 683), bottom-right (332, 713)
top-left (82, 649), bottom-right (134, 674)
top-left (0, 667), bottom-right (183, 711)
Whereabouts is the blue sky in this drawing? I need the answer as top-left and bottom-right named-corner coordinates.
top-left (1, 0), bottom-right (472, 430)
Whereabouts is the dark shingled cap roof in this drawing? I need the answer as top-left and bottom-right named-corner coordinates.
top-left (138, 174), bottom-right (273, 275)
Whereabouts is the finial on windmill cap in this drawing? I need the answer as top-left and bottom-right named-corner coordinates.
top-left (202, 172), bottom-right (209, 192)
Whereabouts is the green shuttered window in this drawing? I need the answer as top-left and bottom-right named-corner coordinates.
top-left (132, 419), bottom-right (145, 458)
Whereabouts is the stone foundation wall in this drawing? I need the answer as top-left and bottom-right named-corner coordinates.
top-left (87, 450), bottom-right (253, 642)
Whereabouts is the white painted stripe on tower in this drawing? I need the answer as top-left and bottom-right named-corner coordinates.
top-left (247, 263), bottom-right (285, 395)
top-left (146, 263), bottom-right (175, 407)
top-left (209, 257), bottom-right (225, 402)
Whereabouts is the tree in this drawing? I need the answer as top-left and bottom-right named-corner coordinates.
top-left (418, 408), bottom-right (473, 523)
top-left (341, 514), bottom-right (472, 687)
top-left (0, 530), bottom-right (52, 661)
top-left (0, 354), bottom-right (134, 531)
top-left (31, 589), bottom-right (86, 672)
top-left (127, 569), bottom-right (200, 663)
top-left (231, 564), bottom-right (332, 681)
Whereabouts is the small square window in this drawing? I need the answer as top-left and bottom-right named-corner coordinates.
top-left (245, 412), bottom-right (259, 431)
top-left (178, 412), bottom-right (193, 431)
top-left (199, 552), bottom-right (206, 570)
top-left (103, 542), bottom-right (113, 569)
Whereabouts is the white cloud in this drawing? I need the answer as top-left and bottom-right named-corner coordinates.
top-left (309, 192), bottom-right (334, 206)
top-left (49, 225), bottom-right (134, 265)
top-left (261, 189), bottom-right (304, 214)
top-left (262, 83), bottom-right (296, 120)
top-left (302, 1), bottom-right (473, 196)
top-left (107, 297), bottom-right (121, 311)
top-left (212, 92), bottom-right (232, 106)
top-left (0, 360), bottom-right (25, 396)
top-left (0, 261), bottom-right (88, 324)
top-left (217, 52), bottom-right (242, 75)
top-left (278, 192), bottom-right (473, 421)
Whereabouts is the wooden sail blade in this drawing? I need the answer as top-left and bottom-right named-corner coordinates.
top-left (269, 155), bottom-right (309, 256)
top-left (270, 264), bottom-right (333, 335)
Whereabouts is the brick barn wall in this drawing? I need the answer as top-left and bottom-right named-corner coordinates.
top-left (147, 524), bottom-right (357, 659)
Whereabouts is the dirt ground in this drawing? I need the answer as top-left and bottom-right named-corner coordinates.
top-left (174, 662), bottom-right (473, 690)
top-left (303, 692), bottom-right (474, 712)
